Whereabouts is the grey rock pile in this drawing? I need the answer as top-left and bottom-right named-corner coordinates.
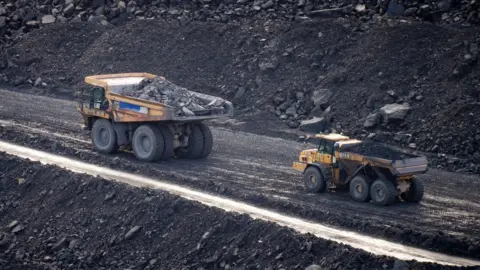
top-left (123, 77), bottom-right (225, 117)
top-left (0, 0), bottom-right (479, 44)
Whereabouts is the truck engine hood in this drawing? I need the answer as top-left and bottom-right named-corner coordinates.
top-left (299, 149), bottom-right (318, 162)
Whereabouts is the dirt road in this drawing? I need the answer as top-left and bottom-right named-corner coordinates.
top-left (1, 140), bottom-right (479, 266)
top-left (0, 89), bottom-right (479, 259)
top-left (3, 152), bottom-right (479, 270)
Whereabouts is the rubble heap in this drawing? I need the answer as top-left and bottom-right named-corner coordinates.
top-left (124, 76), bottom-right (225, 117)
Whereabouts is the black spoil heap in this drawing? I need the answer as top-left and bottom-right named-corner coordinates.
top-left (341, 141), bottom-right (416, 160)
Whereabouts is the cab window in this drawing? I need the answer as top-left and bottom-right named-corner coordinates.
top-left (318, 139), bottom-right (326, 152)
top-left (318, 139), bottom-right (334, 155)
top-left (325, 140), bottom-right (334, 154)
top-left (90, 87), bottom-right (107, 109)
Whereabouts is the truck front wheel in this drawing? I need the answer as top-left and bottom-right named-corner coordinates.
top-left (304, 166), bottom-right (326, 193)
top-left (91, 119), bottom-right (118, 154)
top-left (132, 124), bottom-right (165, 162)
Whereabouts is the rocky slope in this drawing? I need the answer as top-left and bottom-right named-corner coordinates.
top-left (0, 0), bottom-right (479, 173)
top-left (3, 151), bottom-right (476, 270)
top-left (0, 0), bottom-right (478, 42)
top-left (2, 17), bottom-right (479, 173)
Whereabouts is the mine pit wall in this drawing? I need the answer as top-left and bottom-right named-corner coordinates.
top-left (0, 151), bottom-right (476, 270)
top-left (3, 18), bottom-right (479, 174)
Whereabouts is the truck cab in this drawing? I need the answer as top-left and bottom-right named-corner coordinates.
top-left (295, 133), bottom-right (351, 169)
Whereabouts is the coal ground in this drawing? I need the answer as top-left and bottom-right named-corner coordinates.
top-left (3, 152), bottom-right (477, 270)
top-left (0, 90), bottom-right (479, 261)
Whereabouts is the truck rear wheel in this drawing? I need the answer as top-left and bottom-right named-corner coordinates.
top-left (401, 177), bottom-right (424, 203)
top-left (370, 179), bottom-right (397, 206)
top-left (198, 123), bottom-right (213, 158)
top-left (175, 123), bottom-right (204, 159)
top-left (349, 175), bottom-right (370, 202)
top-left (91, 119), bottom-right (118, 154)
top-left (132, 124), bottom-right (165, 162)
top-left (304, 166), bottom-right (326, 193)
top-left (158, 125), bottom-right (174, 160)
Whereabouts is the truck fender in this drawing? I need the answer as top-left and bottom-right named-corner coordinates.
top-left (304, 163), bottom-right (324, 174)
top-left (112, 122), bottom-right (129, 146)
top-left (345, 164), bottom-right (367, 184)
top-left (305, 163), bottom-right (333, 184)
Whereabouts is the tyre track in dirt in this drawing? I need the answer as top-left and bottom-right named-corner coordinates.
top-left (1, 142), bottom-right (480, 267)
top-left (2, 152), bottom-right (479, 270)
top-left (0, 89), bottom-right (479, 259)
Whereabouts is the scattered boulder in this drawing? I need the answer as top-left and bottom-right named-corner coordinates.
top-left (258, 57), bottom-right (279, 72)
top-left (34, 77), bottom-right (42, 87)
top-left (273, 95), bottom-right (286, 105)
top-left (7, 220), bottom-right (19, 229)
top-left (285, 107), bottom-right (296, 116)
top-left (125, 225), bottom-right (142, 240)
top-left (234, 87), bottom-right (246, 99)
top-left (437, 0), bottom-right (452, 11)
top-left (63, 4), bottom-right (76, 17)
top-left (42, 15), bottom-right (56, 24)
top-left (288, 121), bottom-right (300, 128)
top-left (52, 237), bottom-right (68, 250)
top-left (311, 89), bottom-right (333, 108)
top-left (11, 224), bottom-right (25, 234)
top-left (404, 7), bottom-right (417, 17)
top-left (379, 103), bottom-right (411, 123)
top-left (299, 117), bottom-right (329, 133)
top-left (305, 265), bottom-right (324, 270)
top-left (364, 112), bottom-right (380, 128)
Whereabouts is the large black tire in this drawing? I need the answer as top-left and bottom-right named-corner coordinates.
top-left (198, 123), bottom-right (213, 158)
top-left (370, 179), bottom-right (397, 206)
top-left (401, 177), bottom-right (424, 203)
top-left (349, 175), bottom-right (371, 202)
top-left (175, 124), bottom-right (204, 159)
top-left (304, 166), bottom-right (327, 193)
top-left (132, 124), bottom-right (164, 162)
top-left (91, 119), bottom-right (118, 154)
top-left (158, 125), bottom-right (174, 160)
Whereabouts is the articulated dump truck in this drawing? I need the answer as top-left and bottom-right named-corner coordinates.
top-left (77, 73), bottom-right (234, 162)
top-left (293, 133), bottom-right (429, 206)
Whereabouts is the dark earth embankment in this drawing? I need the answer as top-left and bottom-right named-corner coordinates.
top-left (2, 151), bottom-right (477, 270)
top-left (1, 17), bottom-right (480, 174)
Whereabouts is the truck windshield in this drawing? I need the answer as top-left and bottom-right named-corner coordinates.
top-left (318, 139), bottom-right (335, 155)
top-left (325, 140), bottom-right (334, 155)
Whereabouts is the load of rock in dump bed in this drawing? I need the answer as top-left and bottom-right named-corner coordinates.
top-left (341, 141), bottom-right (416, 160)
top-left (123, 76), bottom-right (226, 117)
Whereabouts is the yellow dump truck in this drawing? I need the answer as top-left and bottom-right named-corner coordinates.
top-left (77, 73), bottom-right (234, 162)
top-left (293, 133), bottom-right (429, 206)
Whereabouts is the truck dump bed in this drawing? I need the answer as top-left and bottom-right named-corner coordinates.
top-left (84, 73), bottom-right (234, 122)
top-left (337, 141), bottom-right (428, 176)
